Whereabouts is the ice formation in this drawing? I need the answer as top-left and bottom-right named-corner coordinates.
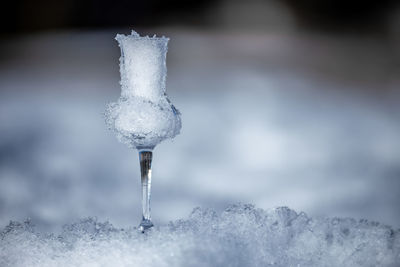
top-left (105, 31), bottom-right (181, 149)
top-left (1, 204), bottom-right (399, 267)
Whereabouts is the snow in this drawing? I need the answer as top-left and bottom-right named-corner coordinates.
top-left (115, 31), bottom-right (168, 101)
top-left (106, 31), bottom-right (181, 149)
top-left (1, 204), bottom-right (399, 267)
top-left (106, 96), bottom-right (181, 149)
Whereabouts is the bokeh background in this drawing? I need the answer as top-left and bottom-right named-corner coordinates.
top-left (1, 0), bottom-right (400, 232)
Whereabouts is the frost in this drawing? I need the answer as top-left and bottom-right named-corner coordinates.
top-left (1, 204), bottom-right (399, 267)
top-left (105, 31), bottom-right (181, 149)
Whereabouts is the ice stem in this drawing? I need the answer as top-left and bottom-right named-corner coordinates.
top-left (138, 149), bottom-right (154, 232)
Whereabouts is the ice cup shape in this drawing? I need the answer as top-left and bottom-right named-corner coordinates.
top-left (105, 31), bottom-right (181, 150)
top-left (105, 31), bottom-right (181, 232)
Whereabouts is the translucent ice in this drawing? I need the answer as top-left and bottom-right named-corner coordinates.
top-left (1, 204), bottom-right (399, 267)
top-left (106, 31), bottom-right (181, 149)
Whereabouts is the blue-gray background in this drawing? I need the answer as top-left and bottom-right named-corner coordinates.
top-left (1, 0), bottom-right (400, 231)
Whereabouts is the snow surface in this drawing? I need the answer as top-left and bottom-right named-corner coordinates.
top-left (1, 204), bottom-right (399, 267)
top-left (106, 31), bottom-right (181, 149)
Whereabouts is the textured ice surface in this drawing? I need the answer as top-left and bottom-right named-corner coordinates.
top-left (115, 31), bottom-right (168, 101)
top-left (1, 204), bottom-right (399, 267)
top-left (106, 31), bottom-right (181, 149)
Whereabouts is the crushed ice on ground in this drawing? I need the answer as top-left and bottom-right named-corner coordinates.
top-left (1, 204), bottom-right (399, 267)
top-left (105, 31), bottom-right (181, 149)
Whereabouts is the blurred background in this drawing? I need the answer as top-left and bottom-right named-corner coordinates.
top-left (1, 0), bottom-right (400, 232)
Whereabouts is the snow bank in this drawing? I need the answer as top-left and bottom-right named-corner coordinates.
top-left (1, 204), bottom-right (399, 267)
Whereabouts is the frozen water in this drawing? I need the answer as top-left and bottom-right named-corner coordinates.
top-left (106, 97), bottom-right (181, 149)
top-left (1, 204), bottom-right (399, 267)
top-left (106, 31), bottom-right (181, 149)
top-left (115, 31), bottom-right (168, 101)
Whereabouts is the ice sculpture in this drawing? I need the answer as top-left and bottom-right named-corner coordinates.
top-left (105, 31), bottom-right (181, 231)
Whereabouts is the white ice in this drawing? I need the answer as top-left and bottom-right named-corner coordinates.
top-left (106, 31), bottom-right (181, 149)
top-left (1, 204), bottom-right (399, 267)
